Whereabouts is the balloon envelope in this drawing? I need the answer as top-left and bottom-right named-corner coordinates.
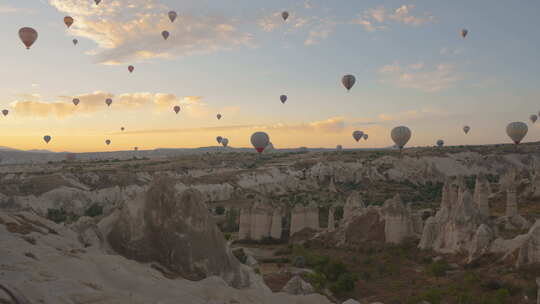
top-left (463, 125), bottom-right (470, 134)
top-left (134, 147), bottom-right (138, 151)
top-left (72, 98), bottom-right (80, 106)
top-left (64, 16), bottom-right (74, 28)
top-left (121, 127), bottom-right (125, 131)
top-left (168, 11), bottom-right (177, 22)
top-left (217, 114), bottom-right (222, 120)
top-left (2, 110), bottom-right (8, 116)
top-left (530, 114), bottom-right (538, 123)
top-left (216, 136), bottom-right (223, 144)
top-left (342, 74), bottom-right (356, 91)
top-left (282, 11), bottom-right (289, 21)
top-left (363, 134), bottom-right (368, 140)
top-left (72, 39), bottom-right (78, 45)
top-left (19, 27), bottom-right (38, 49)
top-left (221, 138), bottom-right (229, 147)
top-left (280, 95), bottom-right (287, 104)
top-left (336, 145), bottom-right (342, 151)
top-left (251, 132), bottom-right (270, 153)
top-left (105, 139), bottom-right (111, 145)
top-left (43, 135), bottom-right (51, 143)
top-left (391, 126), bottom-right (411, 149)
top-left (105, 98), bottom-right (112, 106)
top-left (461, 29), bottom-right (468, 38)
top-left (128, 65), bottom-right (134, 73)
top-left (94, 0), bottom-right (101, 4)
top-left (162, 31), bottom-right (170, 40)
top-left (506, 122), bottom-right (528, 144)
top-left (437, 139), bottom-right (444, 147)
top-left (173, 105), bottom-right (180, 114)
top-left (352, 130), bottom-right (364, 142)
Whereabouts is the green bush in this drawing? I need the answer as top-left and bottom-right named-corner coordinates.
top-left (427, 260), bottom-right (450, 277)
top-left (47, 208), bottom-right (67, 223)
top-left (215, 206), bottom-right (225, 215)
top-left (223, 232), bottom-right (232, 241)
top-left (84, 203), bottom-right (103, 218)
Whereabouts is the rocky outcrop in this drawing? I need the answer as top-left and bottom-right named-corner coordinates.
top-left (290, 203), bottom-right (319, 235)
top-left (517, 220), bottom-right (540, 267)
top-left (473, 173), bottom-right (491, 217)
top-left (281, 275), bottom-right (315, 295)
top-left (328, 207), bottom-right (336, 232)
top-left (107, 177), bottom-right (252, 288)
top-left (381, 195), bottom-right (416, 244)
top-left (343, 191), bottom-right (365, 221)
top-left (239, 202), bottom-right (281, 241)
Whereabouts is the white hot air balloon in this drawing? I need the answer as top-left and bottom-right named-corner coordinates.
top-left (436, 139), bottom-right (444, 147)
top-left (216, 136), bottom-right (223, 144)
top-left (461, 29), bottom-right (468, 38)
top-left (530, 114), bottom-right (538, 124)
top-left (168, 11), bottom-right (178, 23)
top-left (282, 11), bottom-right (289, 21)
top-left (162, 31), bottom-right (170, 40)
top-left (251, 132), bottom-right (270, 153)
top-left (2, 110), bottom-right (8, 117)
top-left (43, 135), bottom-right (51, 144)
top-left (463, 125), bottom-right (471, 134)
top-left (352, 130), bottom-right (364, 142)
top-left (173, 105), bottom-right (180, 114)
top-left (506, 122), bottom-right (528, 145)
top-left (221, 138), bottom-right (229, 147)
top-left (72, 98), bottom-right (80, 106)
top-left (280, 95), bottom-right (287, 104)
top-left (342, 74), bottom-right (356, 91)
top-left (391, 126), bottom-right (412, 150)
top-left (363, 134), bottom-right (368, 140)
top-left (19, 27), bottom-right (38, 49)
top-left (105, 98), bottom-right (112, 106)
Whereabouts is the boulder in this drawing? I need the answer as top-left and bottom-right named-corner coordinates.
top-left (281, 275), bottom-right (315, 295)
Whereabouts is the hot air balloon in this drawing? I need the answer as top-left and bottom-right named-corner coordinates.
top-left (221, 138), bottom-right (229, 147)
top-left (342, 74), bottom-right (356, 91)
top-left (463, 125), bottom-right (471, 134)
top-left (105, 139), bottom-right (111, 145)
top-left (105, 98), bottom-right (112, 106)
top-left (162, 31), bottom-right (170, 40)
top-left (436, 139), bottom-right (444, 147)
top-left (173, 105), bottom-right (180, 114)
top-left (251, 132), bottom-right (270, 153)
top-left (217, 113), bottom-right (222, 120)
top-left (72, 39), bottom-right (78, 46)
top-left (282, 11), bottom-right (289, 21)
top-left (72, 98), bottom-right (80, 106)
top-left (134, 146), bottom-right (138, 151)
top-left (363, 134), bottom-right (368, 140)
top-left (64, 16), bottom-right (74, 28)
top-left (530, 114), bottom-right (538, 124)
top-left (506, 122), bottom-right (528, 145)
top-left (2, 110), bottom-right (8, 117)
top-left (352, 130), bottom-right (364, 142)
top-left (43, 135), bottom-right (51, 144)
top-left (121, 127), bottom-right (125, 131)
top-left (461, 29), bottom-right (468, 38)
top-left (216, 136), bottom-right (223, 144)
top-left (19, 27), bottom-right (38, 49)
top-left (280, 95), bottom-right (287, 104)
top-left (336, 145), bottom-right (343, 151)
top-left (391, 126), bottom-right (411, 150)
top-left (168, 11), bottom-right (177, 22)
top-left (95, 0), bottom-right (101, 4)
top-left (128, 65), bottom-right (134, 73)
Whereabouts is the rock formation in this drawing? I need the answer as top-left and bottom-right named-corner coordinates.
top-left (239, 201), bottom-right (281, 241)
top-left (343, 191), bottom-right (365, 221)
top-left (107, 177), bottom-right (252, 288)
top-left (281, 275), bottom-right (315, 295)
top-left (473, 173), bottom-right (491, 217)
top-left (290, 203), bottom-right (320, 235)
top-left (328, 207), bottom-right (336, 232)
top-left (517, 220), bottom-right (540, 267)
top-left (381, 195), bottom-right (416, 244)
top-left (270, 208), bottom-right (282, 239)
top-left (328, 177), bottom-right (338, 193)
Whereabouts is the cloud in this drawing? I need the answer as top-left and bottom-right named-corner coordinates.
top-left (9, 91), bottom-right (206, 118)
top-left (0, 4), bottom-right (35, 14)
top-left (304, 17), bottom-right (338, 45)
top-left (117, 117), bottom-right (347, 135)
top-left (379, 62), bottom-right (461, 92)
top-left (351, 4), bottom-right (434, 32)
top-left (48, 0), bottom-right (253, 64)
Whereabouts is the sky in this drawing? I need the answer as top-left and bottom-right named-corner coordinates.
top-left (0, 0), bottom-right (539, 152)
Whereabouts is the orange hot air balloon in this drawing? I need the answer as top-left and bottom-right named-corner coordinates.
top-left (64, 16), bottom-right (74, 28)
top-left (128, 65), bottom-right (134, 73)
top-left (19, 27), bottom-right (38, 49)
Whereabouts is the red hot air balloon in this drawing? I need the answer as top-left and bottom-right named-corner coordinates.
top-left (64, 16), bottom-right (74, 28)
top-left (19, 27), bottom-right (38, 49)
top-left (128, 65), bottom-right (134, 73)
top-left (251, 132), bottom-right (270, 153)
